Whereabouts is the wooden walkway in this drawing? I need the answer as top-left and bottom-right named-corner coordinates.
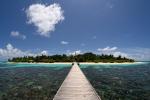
top-left (53, 63), bottom-right (101, 100)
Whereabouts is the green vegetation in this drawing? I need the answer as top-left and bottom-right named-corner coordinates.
top-left (8, 52), bottom-right (134, 63)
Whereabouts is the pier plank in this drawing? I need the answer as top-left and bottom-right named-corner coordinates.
top-left (53, 63), bottom-right (101, 100)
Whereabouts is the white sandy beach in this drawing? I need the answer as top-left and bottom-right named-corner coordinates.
top-left (7, 62), bottom-right (146, 65)
top-left (7, 62), bottom-right (72, 64)
top-left (79, 62), bottom-right (146, 65)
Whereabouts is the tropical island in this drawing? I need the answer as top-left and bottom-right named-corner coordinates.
top-left (8, 52), bottom-right (134, 63)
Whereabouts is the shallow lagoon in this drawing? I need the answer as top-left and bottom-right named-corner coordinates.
top-left (0, 62), bottom-right (150, 100)
top-left (0, 62), bottom-right (71, 100)
top-left (80, 62), bottom-right (150, 100)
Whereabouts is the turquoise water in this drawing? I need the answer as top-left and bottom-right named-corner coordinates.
top-left (0, 62), bottom-right (72, 69)
top-left (0, 61), bottom-right (150, 100)
top-left (81, 62), bottom-right (150, 100)
top-left (0, 62), bottom-right (72, 100)
top-left (80, 62), bottom-right (149, 68)
top-left (0, 61), bottom-right (148, 69)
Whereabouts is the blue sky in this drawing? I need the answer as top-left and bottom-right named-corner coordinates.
top-left (0, 0), bottom-right (150, 61)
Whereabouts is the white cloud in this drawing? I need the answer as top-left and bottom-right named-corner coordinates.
top-left (26, 3), bottom-right (64, 37)
top-left (113, 51), bottom-right (128, 57)
top-left (98, 46), bottom-right (117, 52)
top-left (10, 31), bottom-right (26, 40)
top-left (40, 50), bottom-right (48, 55)
top-left (11, 31), bottom-right (19, 36)
top-left (97, 46), bottom-right (150, 61)
top-left (1, 44), bottom-right (150, 61)
top-left (0, 44), bottom-right (49, 59)
top-left (61, 41), bottom-right (69, 45)
top-left (97, 46), bottom-right (127, 57)
top-left (0, 44), bottom-right (35, 59)
top-left (124, 48), bottom-right (150, 61)
top-left (68, 50), bottom-right (82, 56)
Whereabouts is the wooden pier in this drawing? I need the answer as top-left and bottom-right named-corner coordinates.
top-left (53, 63), bottom-right (101, 100)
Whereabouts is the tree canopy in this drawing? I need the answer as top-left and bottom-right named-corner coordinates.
top-left (8, 52), bottom-right (134, 63)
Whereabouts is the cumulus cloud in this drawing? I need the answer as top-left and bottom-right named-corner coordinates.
top-left (113, 51), bottom-right (128, 57)
top-left (68, 50), bottom-right (82, 56)
top-left (0, 44), bottom-right (35, 59)
top-left (124, 48), bottom-right (150, 61)
top-left (10, 31), bottom-right (26, 40)
top-left (97, 46), bottom-right (127, 57)
top-left (0, 44), bottom-right (49, 59)
top-left (61, 41), bottom-right (69, 45)
top-left (26, 3), bottom-right (64, 37)
top-left (40, 50), bottom-right (48, 55)
top-left (97, 46), bottom-right (150, 61)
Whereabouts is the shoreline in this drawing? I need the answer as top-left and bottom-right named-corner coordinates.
top-left (7, 62), bottom-right (146, 65)
top-left (79, 62), bottom-right (146, 65)
top-left (7, 62), bottom-right (72, 64)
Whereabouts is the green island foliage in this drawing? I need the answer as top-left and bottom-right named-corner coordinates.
top-left (8, 52), bottom-right (134, 63)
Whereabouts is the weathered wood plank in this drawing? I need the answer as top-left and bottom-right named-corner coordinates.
top-left (53, 63), bottom-right (101, 100)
